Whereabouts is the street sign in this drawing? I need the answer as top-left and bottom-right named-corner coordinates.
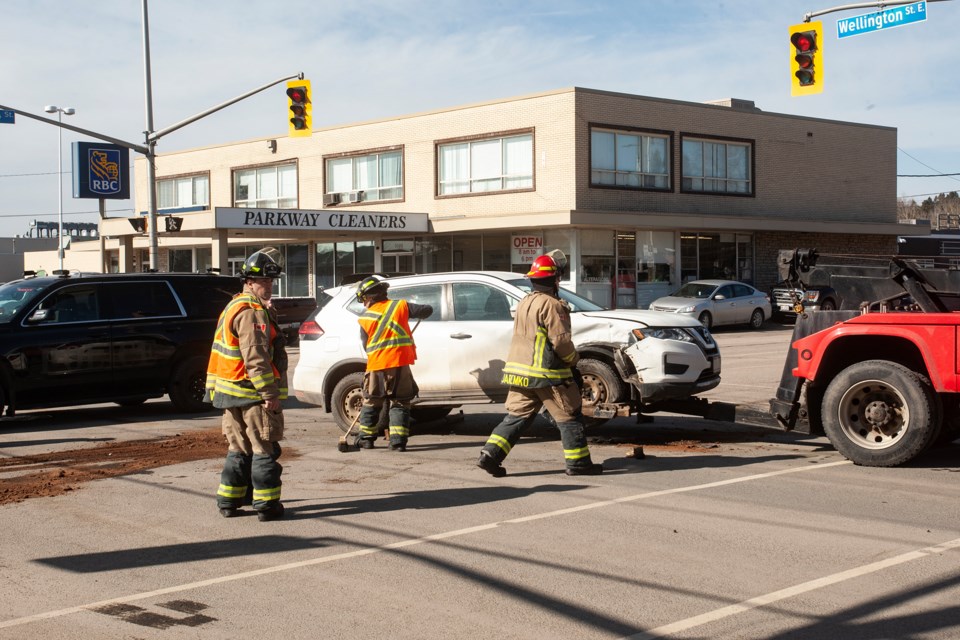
top-left (837, 1), bottom-right (926, 39)
top-left (0, 110), bottom-right (14, 124)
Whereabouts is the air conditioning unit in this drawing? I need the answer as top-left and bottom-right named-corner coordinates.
top-left (346, 190), bottom-right (364, 203)
top-left (323, 193), bottom-right (341, 206)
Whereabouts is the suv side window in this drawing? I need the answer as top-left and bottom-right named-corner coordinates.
top-left (34, 285), bottom-right (101, 324)
top-left (345, 284), bottom-right (443, 321)
top-left (452, 283), bottom-right (513, 321)
top-left (390, 285), bottom-right (442, 322)
top-left (105, 282), bottom-right (183, 319)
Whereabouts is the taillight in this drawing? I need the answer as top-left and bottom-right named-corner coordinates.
top-left (299, 320), bottom-right (324, 341)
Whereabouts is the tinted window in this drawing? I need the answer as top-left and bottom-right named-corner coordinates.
top-left (172, 278), bottom-right (239, 318)
top-left (733, 284), bottom-right (754, 298)
top-left (716, 285), bottom-right (735, 298)
top-left (33, 285), bottom-right (101, 324)
top-left (105, 282), bottom-right (182, 319)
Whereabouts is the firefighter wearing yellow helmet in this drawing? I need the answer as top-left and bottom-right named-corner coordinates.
top-left (353, 274), bottom-right (434, 451)
top-left (477, 249), bottom-right (603, 477)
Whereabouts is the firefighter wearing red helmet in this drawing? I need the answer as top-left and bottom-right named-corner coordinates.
top-left (477, 249), bottom-right (603, 477)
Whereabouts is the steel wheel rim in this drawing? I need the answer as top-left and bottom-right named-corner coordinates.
top-left (836, 379), bottom-right (908, 450)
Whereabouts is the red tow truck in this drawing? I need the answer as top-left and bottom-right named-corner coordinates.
top-left (769, 249), bottom-right (960, 466)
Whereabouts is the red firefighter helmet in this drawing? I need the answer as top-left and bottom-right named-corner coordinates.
top-left (526, 254), bottom-right (560, 279)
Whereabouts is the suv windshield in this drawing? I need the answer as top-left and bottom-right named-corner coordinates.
top-left (507, 279), bottom-right (606, 312)
top-left (0, 281), bottom-right (47, 323)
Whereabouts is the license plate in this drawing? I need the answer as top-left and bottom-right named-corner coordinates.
top-left (779, 304), bottom-right (792, 311)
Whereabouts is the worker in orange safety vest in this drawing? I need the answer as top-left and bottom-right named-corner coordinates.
top-left (353, 274), bottom-right (433, 451)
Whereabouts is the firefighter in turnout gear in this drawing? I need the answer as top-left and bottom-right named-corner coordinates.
top-left (206, 247), bottom-right (288, 521)
top-left (477, 250), bottom-right (603, 477)
top-left (354, 275), bottom-right (433, 451)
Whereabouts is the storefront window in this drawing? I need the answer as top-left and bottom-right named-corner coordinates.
top-left (196, 247), bottom-right (212, 274)
top-left (417, 237), bottom-right (452, 273)
top-left (168, 249), bottom-right (192, 273)
top-left (280, 244), bottom-right (309, 297)
top-left (453, 235), bottom-right (483, 270)
top-left (315, 243), bottom-right (335, 292)
top-left (678, 232), bottom-right (749, 282)
top-left (482, 234), bottom-right (512, 272)
top-left (580, 230), bottom-right (614, 283)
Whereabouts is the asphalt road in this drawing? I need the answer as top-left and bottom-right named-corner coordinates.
top-left (1, 321), bottom-right (958, 639)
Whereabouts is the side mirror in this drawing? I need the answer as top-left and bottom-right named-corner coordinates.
top-left (26, 308), bottom-right (52, 324)
top-left (713, 294), bottom-right (726, 301)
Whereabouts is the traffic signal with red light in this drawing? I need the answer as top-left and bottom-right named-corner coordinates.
top-left (789, 21), bottom-right (823, 96)
top-left (286, 79), bottom-right (312, 137)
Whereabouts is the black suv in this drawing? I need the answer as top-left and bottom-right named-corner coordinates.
top-left (0, 272), bottom-right (240, 416)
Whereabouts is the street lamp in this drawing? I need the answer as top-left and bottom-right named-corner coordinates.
top-left (43, 105), bottom-right (76, 271)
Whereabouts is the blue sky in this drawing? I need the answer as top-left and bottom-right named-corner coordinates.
top-left (1, 0), bottom-right (957, 237)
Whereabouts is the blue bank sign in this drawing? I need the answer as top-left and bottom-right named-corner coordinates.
top-left (71, 141), bottom-right (130, 200)
top-left (837, 1), bottom-right (926, 39)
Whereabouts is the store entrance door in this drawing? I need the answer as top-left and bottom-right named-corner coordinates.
top-left (382, 252), bottom-right (414, 275)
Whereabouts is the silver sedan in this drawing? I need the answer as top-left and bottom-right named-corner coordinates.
top-left (649, 279), bottom-right (772, 329)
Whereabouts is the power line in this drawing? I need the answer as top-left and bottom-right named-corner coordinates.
top-left (897, 147), bottom-right (960, 184)
top-left (898, 173), bottom-right (960, 177)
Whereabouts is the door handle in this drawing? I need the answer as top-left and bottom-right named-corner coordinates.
top-left (450, 333), bottom-right (472, 340)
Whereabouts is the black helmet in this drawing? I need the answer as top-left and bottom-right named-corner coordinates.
top-left (240, 247), bottom-right (284, 279)
top-left (355, 274), bottom-right (389, 301)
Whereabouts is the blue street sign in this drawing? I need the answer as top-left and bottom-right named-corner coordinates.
top-left (0, 110), bottom-right (14, 124)
top-left (837, 1), bottom-right (927, 39)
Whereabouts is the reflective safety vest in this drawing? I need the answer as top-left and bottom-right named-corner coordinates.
top-left (359, 299), bottom-right (417, 371)
top-left (205, 293), bottom-right (287, 408)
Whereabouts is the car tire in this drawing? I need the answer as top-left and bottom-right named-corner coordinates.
top-left (821, 360), bottom-right (939, 466)
top-left (331, 372), bottom-right (365, 433)
top-left (697, 311), bottom-right (712, 329)
top-left (749, 308), bottom-right (765, 330)
top-left (168, 355), bottom-right (213, 413)
top-left (577, 358), bottom-right (625, 426)
top-left (819, 299), bottom-right (837, 311)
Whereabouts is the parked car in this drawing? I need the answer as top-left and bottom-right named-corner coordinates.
top-left (293, 271), bottom-right (722, 430)
top-left (0, 272), bottom-right (240, 416)
top-left (650, 279), bottom-right (771, 329)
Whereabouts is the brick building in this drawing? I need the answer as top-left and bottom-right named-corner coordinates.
top-left (88, 86), bottom-right (914, 308)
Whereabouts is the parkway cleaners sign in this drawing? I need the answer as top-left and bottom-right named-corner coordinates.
top-left (215, 207), bottom-right (429, 233)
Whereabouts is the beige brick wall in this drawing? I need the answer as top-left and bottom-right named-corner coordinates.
top-left (574, 89), bottom-right (897, 224)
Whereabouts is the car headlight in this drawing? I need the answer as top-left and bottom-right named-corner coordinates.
top-left (632, 327), bottom-right (693, 342)
top-left (677, 305), bottom-right (697, 313)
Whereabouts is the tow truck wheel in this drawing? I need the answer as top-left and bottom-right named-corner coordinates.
top-left (821, 360), bottom-right (940, 466)
top-left (577, 358), bottom-right (625, 426)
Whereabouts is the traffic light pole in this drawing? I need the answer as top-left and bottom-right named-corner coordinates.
top-left (802, 0), bottom-right (949, 21)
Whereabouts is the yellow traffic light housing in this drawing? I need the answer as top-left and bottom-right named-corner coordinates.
top-left (789, 21), bottom-right (823, 96)
top-left (286, 79), bottom-right (312, 137)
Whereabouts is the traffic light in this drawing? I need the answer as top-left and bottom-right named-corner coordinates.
top-left (286, 79), bottom-right (312, 137)
top-left (165, 216), bottom-right (183, 232)
top-left (789, 21), bottom-right (823, 96)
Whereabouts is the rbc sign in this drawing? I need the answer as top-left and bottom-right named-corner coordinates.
top-left (71, 141), bottom-right (130, 199)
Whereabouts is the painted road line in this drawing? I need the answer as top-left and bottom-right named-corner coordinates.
top-left (0, 459), bottom-right (851, 630)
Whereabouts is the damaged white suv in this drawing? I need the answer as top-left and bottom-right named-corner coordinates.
top-left (293, 272), bottom-right (721, 430)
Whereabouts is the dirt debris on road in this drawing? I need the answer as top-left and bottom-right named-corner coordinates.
top-left (0, 428), bottom-right (298, 506)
